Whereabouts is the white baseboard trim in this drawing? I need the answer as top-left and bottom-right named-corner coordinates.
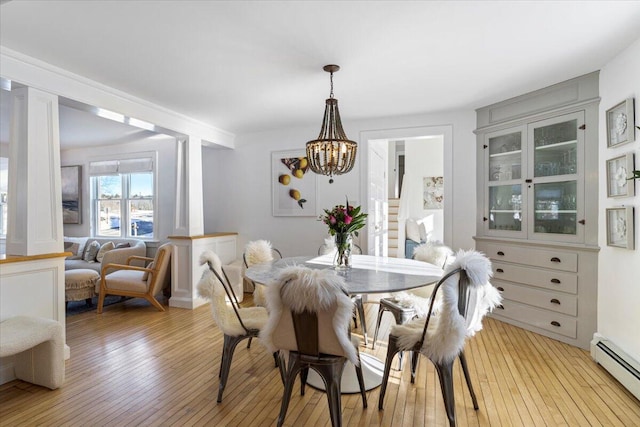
top-left (591, 333), bottom-right (640, 400)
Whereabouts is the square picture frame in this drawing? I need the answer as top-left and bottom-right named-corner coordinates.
top-left (606, 98), bottom-right (635, 148)
top-left (606, 206), bottom-right (634, 249)
top-left (606, 152), bottom-right (635, 198)
top-left (61, 165), bottom-right (82, 224)
top-left (271, 149), bottom-right (317, 216)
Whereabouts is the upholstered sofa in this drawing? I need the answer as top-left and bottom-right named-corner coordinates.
top-left (64, 237), bottom-right (147, 273)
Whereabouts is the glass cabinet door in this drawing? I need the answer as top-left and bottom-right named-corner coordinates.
top-left (485, 128), bottom-right (526, 237)
top-left (528, 112), bottom-right (584, 242)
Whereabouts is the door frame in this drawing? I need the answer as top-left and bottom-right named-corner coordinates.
top-left (360, 125), bottom-right (453, 255)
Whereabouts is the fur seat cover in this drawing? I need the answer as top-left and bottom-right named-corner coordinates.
top-left (390, 241), bottom-right (454, 317)
top-left (244, 240), bottom-right (275, 307)
top-left (259, 265), bottom-right (359, 366)
top-left (244, 240), bottom-right (275, 266)
top-left (392, 250), bottom-right (502, 364)
top-left (197, 250), bottom-right (268, 336)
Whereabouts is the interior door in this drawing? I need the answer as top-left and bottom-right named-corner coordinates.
top-left (368, 142), bottom-right (388, 256)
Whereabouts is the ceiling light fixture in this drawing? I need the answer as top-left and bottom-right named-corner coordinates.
top-left (306, 64), bottom-right (357, 184)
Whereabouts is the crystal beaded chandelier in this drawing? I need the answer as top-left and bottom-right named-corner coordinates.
top-left (306, 65), bottom-right (357, 183)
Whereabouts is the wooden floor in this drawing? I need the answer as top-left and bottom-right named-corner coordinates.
top-left (1, 295), bottom-right (639, 426)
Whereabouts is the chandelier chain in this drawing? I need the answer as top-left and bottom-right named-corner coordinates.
top-left (329, 71), bottom-right (334, 99)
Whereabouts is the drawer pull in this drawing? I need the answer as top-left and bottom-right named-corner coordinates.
top-left (550, 298), bottom-right (561, 305)
top-left (496, 268), bottom-right (504, 273)
top-left (551, 321), bottom-right (561, 327)
top-left (551, 278), bottom-right (561, 284)
top-left (497, 287), bottom-right (504, 292)
top-left (550, 257), bottom-right (561, 263)
top-left (497, 251), bottom-right (505, 256)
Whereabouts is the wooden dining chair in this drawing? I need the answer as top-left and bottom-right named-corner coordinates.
top-left (378, 250), bottom-right (502, 426)
top-left (197, 250), bottom-right (271, 403)
top-left (260, 265), bottom-right (367, 427)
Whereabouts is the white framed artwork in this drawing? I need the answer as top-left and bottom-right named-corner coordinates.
top-left (271, 149), bottom-right (317, 216)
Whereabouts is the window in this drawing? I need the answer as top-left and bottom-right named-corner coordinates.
top-left (90, 157), bottom-right (155, 238)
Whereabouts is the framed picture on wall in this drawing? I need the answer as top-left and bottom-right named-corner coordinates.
top-left (606, 98), bottom-right (635, 148)
top-left (606, 206), bottom-right (634, 249)
top-left (271, 150), bottom-right (317, 216)
top-left (61, 165), bottom-right (82, 224)
top-left (606, 152), bottom-right (635, 198)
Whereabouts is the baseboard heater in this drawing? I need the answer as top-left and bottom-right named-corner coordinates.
top-left (591, 334), bottom-right (640, 401)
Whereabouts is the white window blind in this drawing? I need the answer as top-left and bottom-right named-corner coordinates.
top-left (89, 157), bottom-right (153, 175)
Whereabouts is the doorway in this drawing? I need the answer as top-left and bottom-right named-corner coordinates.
top-left (361, 125), bottom-right (453, 258)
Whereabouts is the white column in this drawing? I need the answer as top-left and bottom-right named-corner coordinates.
top-left (169, 135), bottom-right (206, 308)
top-left (7, 87), bottom-right (63, 255)
top-left (173, 136), bottom-right (204, 236)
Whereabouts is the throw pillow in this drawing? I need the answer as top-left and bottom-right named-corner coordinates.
top-left (406, 219), bottom-right (421, 242)
top-left (64, 236), bottom-right (88, 258)
top-left (64, 242), bottom-right (80, 258)
top-left (96, 241), bottom-right (115, 263)
top-left (83, 240), bottom-right (101, 263)
top-left (416, 217), bottom-right (430, 242)
top-left (115, 242), bottom-right (130, 249)
top-left (142, 261), bottom-right (155, 281)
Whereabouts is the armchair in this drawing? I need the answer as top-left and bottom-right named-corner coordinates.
top-left (98, 242), bottom-right (172, 313)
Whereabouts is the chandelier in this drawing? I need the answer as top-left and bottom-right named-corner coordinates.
top-left (306, 65), bottom-right (357, 183)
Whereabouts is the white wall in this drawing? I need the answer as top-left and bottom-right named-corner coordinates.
top-left (405, 136), bottom-right (444, 242)
top-left (60, 134), bottom-right (177, 242)
top-left (597, 38), bottom-right (640, 361)
top-left (203, 110), bottom-right (476, 258)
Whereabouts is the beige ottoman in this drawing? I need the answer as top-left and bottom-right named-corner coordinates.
top-left (65, 269), bottom-right (100, 307)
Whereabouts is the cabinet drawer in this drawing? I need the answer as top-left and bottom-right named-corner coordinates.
top-left (493, 281), bottom-right (577, 316)
top-left (493, 299), bottom-right (577, 338)
top-left (492, 262), bottom-right (578, 294)
top-left (483, 243), bottom-right (577, 272)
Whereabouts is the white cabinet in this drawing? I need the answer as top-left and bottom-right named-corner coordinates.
top-left (474, 72), bottom-right (600, 349)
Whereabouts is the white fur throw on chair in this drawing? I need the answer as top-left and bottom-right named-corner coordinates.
top-left (245, 240), bottom-right (275, 266)
top-left (413, 240), bottom-right (454, 268)
top-left (259, 265), bottom-right (359, 366)
top-left (393, 250), bottom-right (502, 364)
top-left (244, 240), bottom-right (275, 307)
top-left (198, 250), bottom-right (268, 337)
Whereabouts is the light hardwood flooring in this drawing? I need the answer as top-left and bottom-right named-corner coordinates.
top-left (1, 295), bottom-right (639, 426)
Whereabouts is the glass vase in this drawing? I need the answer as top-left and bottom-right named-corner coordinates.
top-left (334, 232), bottom-right (353, 269)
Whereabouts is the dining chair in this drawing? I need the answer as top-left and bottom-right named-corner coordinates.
top-left (260, 265), bottom-right (367, 427)
top-left (318, 240), bottom-right (368, 345)
top-left (243, 239), bottom-right (282, 306)
top-left (98, 242), bottom-right (173, 313)
top-left (372, 241), bottom-right (453, 350)
top-left (197, 250), bottom-right (271, 403)
top-left (378, 250), bottom-right (502, 426)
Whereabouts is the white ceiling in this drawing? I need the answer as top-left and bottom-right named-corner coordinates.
top-left (1, 0), bottom-right (640, 141)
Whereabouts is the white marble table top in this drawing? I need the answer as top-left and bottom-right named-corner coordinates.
top-left (245, 254), bottom-right (443, 295)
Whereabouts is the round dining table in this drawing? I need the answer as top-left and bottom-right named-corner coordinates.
top-left (245, 253), bottom-right (443, 392)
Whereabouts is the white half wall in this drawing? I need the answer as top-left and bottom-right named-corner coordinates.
top-left (597, 38), bottom-right (640, 362)
top-left (203, 110), bottom-right (476, 258)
